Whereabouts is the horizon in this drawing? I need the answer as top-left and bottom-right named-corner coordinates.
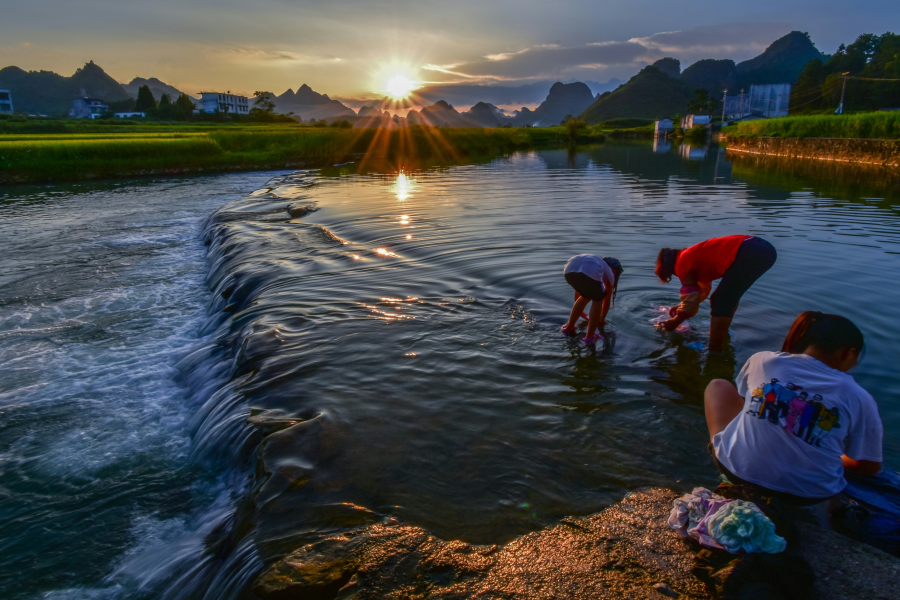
top-left (2, 0), bottom-right (898, 111)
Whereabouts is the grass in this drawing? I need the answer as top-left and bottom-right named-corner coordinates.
top-left (0, 124), bottom-right (604, 184)
top-left (724, 111), bottom-right (900, 139)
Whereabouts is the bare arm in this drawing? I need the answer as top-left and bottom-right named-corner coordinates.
top-left (599, 294), bottom-right (611, 325)
top-left (842, 455), bottom-right (882, 476)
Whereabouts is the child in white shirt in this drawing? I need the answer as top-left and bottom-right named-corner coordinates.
top-left (704, 311), bottom-right (883, 504)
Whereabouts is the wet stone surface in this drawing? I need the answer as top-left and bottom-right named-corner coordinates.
top-left (252, 488), bottom-right (900, 600)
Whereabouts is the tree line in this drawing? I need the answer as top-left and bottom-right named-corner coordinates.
top-left (791, 32), bottom-right (900, 113)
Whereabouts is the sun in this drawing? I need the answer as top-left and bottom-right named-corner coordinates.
top-left (385, 75), bottom-right (417, 99)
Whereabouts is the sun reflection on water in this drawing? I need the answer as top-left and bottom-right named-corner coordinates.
top-left (395, 173), bottom-right (413, 201)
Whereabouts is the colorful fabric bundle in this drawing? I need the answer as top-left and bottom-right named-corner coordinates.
top-left (668, 487), bottom-right (786, 554)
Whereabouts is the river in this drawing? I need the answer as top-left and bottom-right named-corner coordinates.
top-left (1, 141), bottom-right (897, 598)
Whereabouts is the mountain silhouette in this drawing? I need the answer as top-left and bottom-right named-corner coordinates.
top-left (274, 84), bottom-right (355, 121)
top-left (0, 61), bottom-right (131, 115)
top-left (122, 77), bottom-right (194, 101)
top-left (512, 82), bottom-right (595, 126)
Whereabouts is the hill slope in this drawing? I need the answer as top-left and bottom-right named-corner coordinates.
top-left (680, 59), bottom-right (736, 96)
top-left (580, 66), bottom-right (692, 122)
top-left (735, 31), bottom-right (829, 87)
top-left (0, 61), bottom-right (130, 115)
top-left (122, 77), bottom-right (194, 101)
top-left (512, 82), bottom-right (595, 126)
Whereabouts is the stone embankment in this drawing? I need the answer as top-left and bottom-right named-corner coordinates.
top-left (725, 136), bottom-right (900, 167)
top-left (251, 488), bottom-right (900, 600)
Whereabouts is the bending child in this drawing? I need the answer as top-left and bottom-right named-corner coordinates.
top-left (561, 255), bottom-right (623, 345)
top-left (655, 235), bottom-right (777, 351)
top-left (704, 311), bottom-right (883, 505)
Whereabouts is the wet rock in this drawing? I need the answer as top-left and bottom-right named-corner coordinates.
top-left (797, 522), bottom-right (900, 600)
top-left (286, 203), bottom-right (317, 218)
top-left (653, 581), bottom-right (680, 597)
top-left (254, 489), bottom-right (706, 599)
top-left (252, 489), bottom-right (900, 600)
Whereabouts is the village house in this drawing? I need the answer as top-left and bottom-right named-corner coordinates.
top-left (654, 118), bottom-right (674, 135)
top-left (680, 114), bottom-right (712, 130)
top-left (199, 92), bottom-right (250, 115)
top-left (0, 90), bottom-right (13, 113)
top-left (70, 97), bottom-right (109, 119)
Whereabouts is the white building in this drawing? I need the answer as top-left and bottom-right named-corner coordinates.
top-left (655, 118), bottom-right (674, 135)
top-left (199, 92), bottom-right (250, 115)
top-left (0, 89), bottom-right (12, 113)
top-left (114, 112), bottom-right (146, 118)
top-left (680, 114), bottom-right (712, 129)
top-left (70, 97), bottom-right (109, 119)
top-left (724, 84), bottom-right (791, 120)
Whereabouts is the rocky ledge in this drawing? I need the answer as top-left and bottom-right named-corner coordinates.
top-left (252, 488), bottom-right (900, 600)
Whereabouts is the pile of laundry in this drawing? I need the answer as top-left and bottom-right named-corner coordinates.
top-left (668, 487), bottom-right (786, 554)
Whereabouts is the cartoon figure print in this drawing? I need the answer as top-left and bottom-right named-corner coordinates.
top-left (752, 382), bottom-right (840, 446)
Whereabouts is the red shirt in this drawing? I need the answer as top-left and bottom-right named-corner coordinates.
top-left (675, 235), bottom-right (752, 284)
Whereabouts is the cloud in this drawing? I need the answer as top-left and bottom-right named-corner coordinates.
top-left (216, 47), bottom-right (343, 64)
top-left (630, 22), bottom-right (792, 59)
top-left (434, 22), bottom-right (793, 84)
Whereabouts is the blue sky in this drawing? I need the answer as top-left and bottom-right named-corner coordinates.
top-left (2, 0), bottom-right (898, 107)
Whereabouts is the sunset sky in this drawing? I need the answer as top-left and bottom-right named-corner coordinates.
top-left (3, 0), bottom-right (898, 107)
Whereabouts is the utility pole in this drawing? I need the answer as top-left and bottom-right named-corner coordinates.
top-left (738, 89), bottom-right (745, 119)
top-left (836, 72), bottom-right (849, 114)
top-left (721, 90), bottom-right (728, 124)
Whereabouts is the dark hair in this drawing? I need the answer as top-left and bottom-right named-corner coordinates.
top-left (655, 248), bottom-right (680, 283)
top-left (602, 257), bottom-right (623, 305)
top-left (782, 311), bottom-right (864, 354)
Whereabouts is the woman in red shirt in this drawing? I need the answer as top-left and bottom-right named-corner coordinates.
top-left (655, 235), bottom-right (777, 351)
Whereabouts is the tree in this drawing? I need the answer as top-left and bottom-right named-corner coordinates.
top-left (174, 94), bottom-right (195, 120)
top-left (135, 85), bottom-right (156, 112)
top-left (562, 116), bottom-right (587, 143)
top-left (790, 59), bottom-right (826, 113)
top-left (154, 93), bottom-right (174, 120)
top-left (687, 89), bottom-right (718, 114)
top-left (253, 90), bottom-right (276, 114)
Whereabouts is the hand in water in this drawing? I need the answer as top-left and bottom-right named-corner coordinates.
top-left (656, 319), bottom-right (680, 331)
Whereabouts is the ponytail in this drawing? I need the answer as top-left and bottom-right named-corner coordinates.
top-left (602, 257), bottom-right (623, 306)
top-left (655, 248), bottom-right (680, 283)
top-left (782, 311), bottom-right (865, 354)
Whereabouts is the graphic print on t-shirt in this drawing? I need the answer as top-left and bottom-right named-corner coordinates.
top-left (746, 379), bottom-right (842, 447)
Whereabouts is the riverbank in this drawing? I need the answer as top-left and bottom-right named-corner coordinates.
top-left (0, 124), bottom-right (606, 185)
top-left (724, 112), bottom-right (900, 140)
top-left (725, 136), bottom-right (900, 167)
top-left (252, 488), bottom-right (900, 600)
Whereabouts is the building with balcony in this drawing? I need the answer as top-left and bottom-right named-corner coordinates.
top-left (199, 92), bottom-right (250, 115)
top-left (70, 97), bottom-right (109, 119)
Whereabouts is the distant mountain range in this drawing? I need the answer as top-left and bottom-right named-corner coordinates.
top-left (581, 31), bottom-right (829, 122)
top-left (0, 61), bottom-right (132, 115)
top-left (273, 84), bottom-right (357, 121)
top-left (121, 77), bottom-right (195, 101)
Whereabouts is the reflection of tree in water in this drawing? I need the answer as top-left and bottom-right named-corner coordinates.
top-left (648, 335), bottom-right (738, 408)
top-left (730, 151), bottom-right (900, 206)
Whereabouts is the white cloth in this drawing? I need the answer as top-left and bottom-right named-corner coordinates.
top-left (563, 255), bottom-right (614, 291)
top-left (714, 351), bottom-right (883, 498)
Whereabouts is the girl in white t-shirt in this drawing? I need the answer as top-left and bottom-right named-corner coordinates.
top-left (560, 255), bottom-right (623, 345)
top-left (704, 311), bottom-right (883, 504)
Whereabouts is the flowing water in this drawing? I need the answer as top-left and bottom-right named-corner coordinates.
top-left (1, 142), bottom-right (898, 598)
